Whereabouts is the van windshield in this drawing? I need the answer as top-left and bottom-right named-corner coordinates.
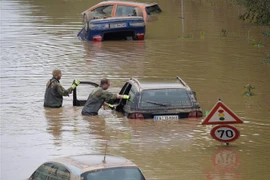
top-left (140, 89), bottom-right (192, 107)
top-left (146, 4), bottom-right (162, 15)
top-left (81, 167), bottom-right (145, 180)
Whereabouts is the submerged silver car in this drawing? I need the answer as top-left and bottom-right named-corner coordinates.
top-left (28, 154), bottom-right (145, 180)
top-left (114, 76), bottom-right (203, 120)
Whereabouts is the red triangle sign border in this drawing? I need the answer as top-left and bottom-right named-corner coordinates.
top-left (202, 101), bottom-right (243, 125)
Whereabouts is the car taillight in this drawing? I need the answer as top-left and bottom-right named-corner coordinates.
top-left (128, 113), bottom-right (144, 119)
top-left (136, 33), bottom-right (144, 40)
top-left (93, 35), bottom-right (102, 41)
top-left (188, 111), bottom-right (203, 118)
top-left (196, 111), bottom-right (203, 117)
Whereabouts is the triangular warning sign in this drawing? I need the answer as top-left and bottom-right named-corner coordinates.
top-left (202, 101), bottom-right (243, 125)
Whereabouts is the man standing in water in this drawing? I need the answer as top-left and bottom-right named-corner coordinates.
top-left (81, 78), bottom-right (129, 116)
top-left (44, 69), bottom-right (80, 108)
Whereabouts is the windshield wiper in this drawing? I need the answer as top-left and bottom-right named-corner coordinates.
top-left (146, 100), bottom-right (170, 107)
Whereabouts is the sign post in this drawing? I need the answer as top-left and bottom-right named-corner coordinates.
top-left (202, 100), bottom-right (243, 145)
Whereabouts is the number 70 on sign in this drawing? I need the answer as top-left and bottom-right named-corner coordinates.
top-left (210, 125), bottom-right (240, 143)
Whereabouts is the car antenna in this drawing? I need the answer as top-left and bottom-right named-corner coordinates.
top-left (102, 141), bottom-right (108, 164)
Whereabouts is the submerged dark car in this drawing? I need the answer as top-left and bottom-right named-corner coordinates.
top-left (73, 77), bottom-right (202, 120)
top-left (113, 77), bottom-right (203, 119)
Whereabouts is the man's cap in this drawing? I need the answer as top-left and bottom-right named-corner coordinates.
top-left (52, 69), bottom-right (62, 77)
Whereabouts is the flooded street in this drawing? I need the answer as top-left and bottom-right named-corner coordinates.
top-left (1, 0), bottom-right (270, 179)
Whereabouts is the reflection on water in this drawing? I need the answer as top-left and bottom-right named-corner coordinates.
top-left (1, 0), bottom-right (270, 179)
top-left (45, 108), bottom-right (64, 146)
top-left (204, 147), bottom-right (241, 180)
top-left (81, 41), bottom-right (146, 79)
top-left (82, 116), bottom-right (108, 140)
top-left (212, 148), bottom-right (240, 170)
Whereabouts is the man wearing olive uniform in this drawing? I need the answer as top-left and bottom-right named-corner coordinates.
top-left (82, 78), bottom-right (129, 116)
top-left (44, 69), bottom-right (80, 108)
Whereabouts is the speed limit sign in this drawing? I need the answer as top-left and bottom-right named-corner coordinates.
top-left (210, 125), bottom-right (240, 143)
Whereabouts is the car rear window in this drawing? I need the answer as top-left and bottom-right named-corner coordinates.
top-left (146, 4), bottom-right (162, 15)
top-left (140, 89), bottom-right (192, 107)
top-left (81, 167), bottom-right (145, 180)
top-left (116, 5), bottom-right (136, 16)
top-left (91, 5), bottom-right (113, 17)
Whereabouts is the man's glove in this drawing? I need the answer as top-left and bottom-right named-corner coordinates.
top-left (108, 104), bottom-right (115, 110)
top-left (74, 80), bottom-right (80, 86)
top-left (71, 80), bottom-right (80, 89)
top-left (123, 95), bottom-right (130, 100)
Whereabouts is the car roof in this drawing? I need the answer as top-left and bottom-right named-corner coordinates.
top-left (98, 1), bottom-right (157, 7)
top-left (90, 16), bottom-right (144, 23)
top-left (129, 78), bottom-right (190, 90)
top-left (139, 83), bottom-right (187, 90)
top-left (54, 154), bottom-right (138, 173)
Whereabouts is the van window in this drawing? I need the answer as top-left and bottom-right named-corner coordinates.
top-left (146, 5), bottom-right (162, 15)
top-left (116, 5), bottom-right (136, 16)
top-left (140, 89), bottom-right (192, 107)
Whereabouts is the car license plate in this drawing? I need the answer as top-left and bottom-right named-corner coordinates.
top-left (154, 115), bottom-right (179, 120)
top-left (110, 23), bottom-right (127, 28)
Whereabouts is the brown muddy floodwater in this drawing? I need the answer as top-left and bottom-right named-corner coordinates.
top-left (1, 0), bottom-right (270, 179)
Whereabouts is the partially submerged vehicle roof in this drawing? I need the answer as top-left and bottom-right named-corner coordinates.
top-left (82, 1), bottom-right (158, 15)
top-left (54, 154), bottom-right (138, 173)
top-left (130, 78), bottom-right (190, 90)
top-left (90, 16), bottom-right (144, 23)
top-left (139, 83), bottom-right (186, 90)
top-left (96, 1), bottom-right (158, 7)
top-left (139, 82), bottom-right (187, 90)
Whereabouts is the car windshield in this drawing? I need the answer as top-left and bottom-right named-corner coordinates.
top-left (81, 167), bottom-right (145, 180)
top-left (140, 89), bottom-right (192, 107)
top-left (146, 5), bottom-right (162, 15)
